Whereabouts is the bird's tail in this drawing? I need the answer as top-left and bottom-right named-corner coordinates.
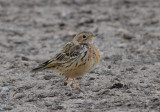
top-left (31, 65), bottom-right (45, 72)
top-left (31, 67), bottom-right (42, 72)
top-left (31, 58), bottom-right (55, 72)
top-left (31, 60), bottom-right (50, 72)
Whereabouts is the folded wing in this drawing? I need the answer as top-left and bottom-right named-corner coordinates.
top-left (31, 42), bottom-right (86, 72)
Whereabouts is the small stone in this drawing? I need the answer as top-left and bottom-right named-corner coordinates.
top-left (13, 93), bottom-right (25, 99)
top-left (64, 82), bottom-right (67, 86)
top-left (65, 92), bottom-right (72, 96)
top-left (43, 75), bottom-right (54, 80)
top-left (126, 67), bottom-right (134, 71)
top-left (84, 83), bottom-right (90, 86)
top-left (122, 31), bottom-right (135, 40)
top-left (52, 105), bottom-right (64, 110)
top-left (110, 83), bottom-right (123, 89)
top-left (108, 65), bottom-right (111, 69)
top-left (118, 29), bottom-right (135, 40)
top-left (59, 22), bottom-right (65, 27)
top-left (21, 56), bottom-right (29, 61)
top-left (3, 106), bottom-right (13, 111)
top-left (89, 77), bottom-right (95, 80)
top-left (97, 90), bottom-right (109, 95)
top-left (72, 99), bottom-right (85, 104)
top-left (92, 88), bottom-right (100, 92)
top-left (141, 66), bottom-right (147, 70)
top-left (2, 87), bottom-right (9, 92)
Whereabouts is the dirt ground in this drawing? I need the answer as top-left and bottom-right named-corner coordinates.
top-left (0, 0), bottom-right (160, 111)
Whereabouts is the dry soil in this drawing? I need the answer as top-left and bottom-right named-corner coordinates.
top-left (0, 0), bottom-right (160, 112)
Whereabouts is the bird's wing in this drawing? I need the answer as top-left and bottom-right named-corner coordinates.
top-left (32, 42), bottom-right (87, 71)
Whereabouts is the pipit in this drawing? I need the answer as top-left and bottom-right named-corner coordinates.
top-left (32, 32), bottom-right (100, 92)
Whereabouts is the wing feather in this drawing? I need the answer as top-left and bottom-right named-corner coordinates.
top-left (32, 42), bottom-right (86, 71)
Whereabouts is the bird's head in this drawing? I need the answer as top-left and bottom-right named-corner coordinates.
top-left (73, 32), bottom-right (96, 44)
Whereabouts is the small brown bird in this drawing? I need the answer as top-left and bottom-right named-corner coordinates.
top-left (32, 32), bottom-right (100, 92)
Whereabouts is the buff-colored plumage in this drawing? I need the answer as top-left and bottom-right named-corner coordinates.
top-left (32, 32), bottom-right (100, 92)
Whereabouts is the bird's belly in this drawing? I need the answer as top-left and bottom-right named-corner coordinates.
top-left (63, 57), bottom-right (98, 78)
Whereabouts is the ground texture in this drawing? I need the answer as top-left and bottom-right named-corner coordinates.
top-left (0, 0), bottom-right (160, 112)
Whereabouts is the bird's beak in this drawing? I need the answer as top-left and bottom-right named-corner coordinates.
top-left (89, 35), bottom-right (96, 38)
top-left (89, 34), bottom-right (97, 38)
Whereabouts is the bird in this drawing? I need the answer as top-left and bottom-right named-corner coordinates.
top-left (32, 32), bottom-right (100, 92)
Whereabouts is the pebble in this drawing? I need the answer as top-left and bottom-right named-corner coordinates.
top-left (122, 31), bottom-right (135, 40)
top-left (118, 29), bottom-right (135, 40)
top-left (141, 66), bottom-right (147, 70)
top-left (21, 56), bottom-right (29, 61)
top-left (89, 77), bottom-right (95, 80)
top-left (13, 93), bottom-right (25, 99)
top-left (92, 88), bottom-right (101, 92)
top-left (2, 106), bottom-right (13, 111)
top-left (2, 87), bottom-right (9, 92)
top-left (72, 99), bottom-right (85, 104)
top-left (110, 83), bottom-right (123, 89)
top-left (126, 67), bottom-right (134, 71)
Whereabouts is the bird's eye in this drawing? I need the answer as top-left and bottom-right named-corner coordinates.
top-left (82, 35), bottom-right (86, 39)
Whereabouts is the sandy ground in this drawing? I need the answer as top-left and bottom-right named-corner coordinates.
top-left (0, 0), bottom-right (160, 111)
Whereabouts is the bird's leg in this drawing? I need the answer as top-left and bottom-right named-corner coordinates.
top-left (66, 77), bottom-right (72, 92)
top-left (72, 78), bottom-right (84, 92)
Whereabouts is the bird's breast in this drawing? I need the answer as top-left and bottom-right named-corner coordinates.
top-left (87, 43), bottom-right (100, 71)
top-left (61, 43), bottom-right (100, 78)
